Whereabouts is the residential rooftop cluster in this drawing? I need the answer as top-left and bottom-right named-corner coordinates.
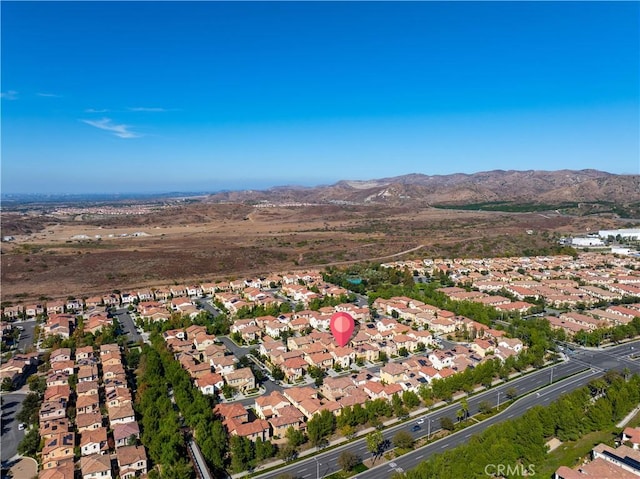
top-left (383, 252), bottom-right (640, 335)
top-left (38, 343), bottom-right (147, 479)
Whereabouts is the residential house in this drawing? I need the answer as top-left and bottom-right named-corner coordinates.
top-left (76, 346), bottom-right (95, 361)
top-left (39, 399), bottom-right (67, 422)
top-left (46, 372), bottom-right (70, 388)
top-left (214, 403), bottom-right (249, 424)
top-left (283, 357), bottom-right (308, 381)
top-left (254, 391), bottom-right (292, 420)
top-left (330, 346), bottom-right (356, 369)
top-left (42, 432), bottom-right (75, 469)
top-left (38, 459), bottom-right (74, 479)
top-left (194, 372), bottom-right (224, 395)
top-left (320, 376), bottom-right (357, 401)
top-left (80, 427), bottom-right (109, 456)
top-left (108, 403), bottom-right (136, 427)
top-left (77, 381), bottom-right (100, 397)
top-left (210, 355), bottom-right (237, 375)
top-left (116, 445), bottom-right (148, 479)
top-left (44, 385), bottom-right (71, 402)
top-left (39, 418), bottom-right (70, 440)
top-left (622, 427), bottom-right (640, 450)
top-left (77, 394), bottom-right (100, 415)
top-left (78, 364), bottom-right (99, 383)
top-left (225, 417), bottom-right (271, 442)
top-left (106, 387), bottom-right (132, 409)
top-left (112, 422), bottom-right (141, 449)
top-left (225, 368), bottom-right (256, 393)
top-left (76, 412), bottom-right (103, 432)
top-left (80, 454), bottom-right (112, 479)
top-left (50, 348), bottom-right (72, 363)
top-left (380, 362), bottom-right (407, 384)
top-left (268, 408), bottom-right (306, 438)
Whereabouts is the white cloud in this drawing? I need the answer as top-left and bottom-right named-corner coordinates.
top-left (128, 107), bottom-right (167, 112)
top-left (37, 92), bottom-right (61, 98)
top-left (85, 108), bottom-right (110, 113)
top-left (81, 118), bottom-right (141, 139)
top-left (1, 90), bottom-right (18, 100)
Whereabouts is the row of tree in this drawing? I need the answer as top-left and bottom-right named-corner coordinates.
top-left (396, 371), bottom-right (640, 479)
top-left (135, 346), bottom-right (193, 479)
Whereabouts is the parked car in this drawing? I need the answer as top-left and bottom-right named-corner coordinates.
top-left (18, 423), bottom-right (26, 431)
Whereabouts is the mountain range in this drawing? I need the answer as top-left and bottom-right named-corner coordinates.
top-left (206, 169), bottom-right (640, 210)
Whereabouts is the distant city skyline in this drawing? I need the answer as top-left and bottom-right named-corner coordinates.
top-left (2, 1), bottom-right (638, 194)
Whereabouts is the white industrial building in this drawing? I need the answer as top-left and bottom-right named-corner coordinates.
top-left (571, 237), bottom-right (605, 247)
top-left (599, 229), bottom-right (640, 240)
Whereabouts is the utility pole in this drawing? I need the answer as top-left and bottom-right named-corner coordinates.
top-left (314, 456), bottom-right (320, 479)
top-left (550, 366), bottom-right (553, 385)
top-left (427, 419), bottom-right (431, 441)
top-left (497, 391), bottom-right (501, 410)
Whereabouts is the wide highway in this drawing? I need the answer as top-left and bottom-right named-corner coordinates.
top-left (253, 340), bottom-right (640, 479)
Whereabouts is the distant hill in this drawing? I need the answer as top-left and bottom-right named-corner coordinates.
top-left (206, 169), bottom-right (640, 215)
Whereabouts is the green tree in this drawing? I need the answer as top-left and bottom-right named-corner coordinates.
top-left (285, 426), bottom-right (305, 447)
top-left (338, 451), bottom-right (361, 472)
top-left (440, 416), bottom-right (455, 431)
top-left (402, 391), bottom-right (420, 409)
top-left (271, 365), bottom-right (285, 381)
top-left (340, 424), bottom-right (356, 439)
top-left (478, 400), bottom-right (492, 414)
top-left (27, 375), bottom-right (46, 395)
top-left (366, 430), bottom-right (384, 463)
top-left (17, 428), bottom-right (40, 457)
top-left (278, 443), bottom-right (297, 462)
top-left (1, 377), bottom-right (14, 391)
top-left (460, 398), bottom-right (469, 420)
top-left (393, 430), bottom-right (415, 449)
top-left (254, 438), bottom-right (275, 462)
top-left (307, 410), bottom-right (336, 446)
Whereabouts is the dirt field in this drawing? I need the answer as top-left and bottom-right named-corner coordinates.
top-left (0, 203), bottom-right (624, 303)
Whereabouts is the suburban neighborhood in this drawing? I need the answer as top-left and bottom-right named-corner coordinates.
top-left (2, 248), bottom-right (640, 479)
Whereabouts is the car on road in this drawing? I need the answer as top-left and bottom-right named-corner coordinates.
top-left (411, 424), bottom-right (421, 431)
top-left (417, 418), bottom-right (425, 424)
top-left (18, 423), bottom-right (26, 430)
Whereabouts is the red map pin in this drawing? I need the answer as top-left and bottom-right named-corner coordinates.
top-left (330, 312), bottom-right (355, 347)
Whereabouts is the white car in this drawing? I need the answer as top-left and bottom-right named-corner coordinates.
top-left (417, 418), bottom-right (425, 424)
top-left (18, 423), bottom-right (26, 431)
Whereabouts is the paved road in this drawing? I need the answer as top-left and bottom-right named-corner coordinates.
top-left (253, 340), bottom-right (640, 479)
top-left (194, 297), bottom-right (221, 318)
top-left (0, 391), bottom-right (28, 462)
top-left (113, 308), bottom-right (143, 344)
top-left (360, 341), bottom-right (640, 479)
top-left (15, 320), bottom-right (36, 353)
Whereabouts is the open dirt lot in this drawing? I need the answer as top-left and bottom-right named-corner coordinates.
top-left (0, 202), bottom-right (622, 303)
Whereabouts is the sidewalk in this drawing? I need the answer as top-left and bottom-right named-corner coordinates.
top-left (616, 404), bottom-right (640, 428)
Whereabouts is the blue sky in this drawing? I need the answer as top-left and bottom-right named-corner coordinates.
top-left (1, 1), bottom-right (638, 194)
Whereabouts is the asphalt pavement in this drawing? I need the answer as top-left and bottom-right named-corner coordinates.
top-left (1, 391), bottom-right (28, 462)
top-left (252, 340), bottom-right (640, 479)
top-left (113, 308), bottom-right (143, 343)
top-left (16, 320), bottom-right (36, 353)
